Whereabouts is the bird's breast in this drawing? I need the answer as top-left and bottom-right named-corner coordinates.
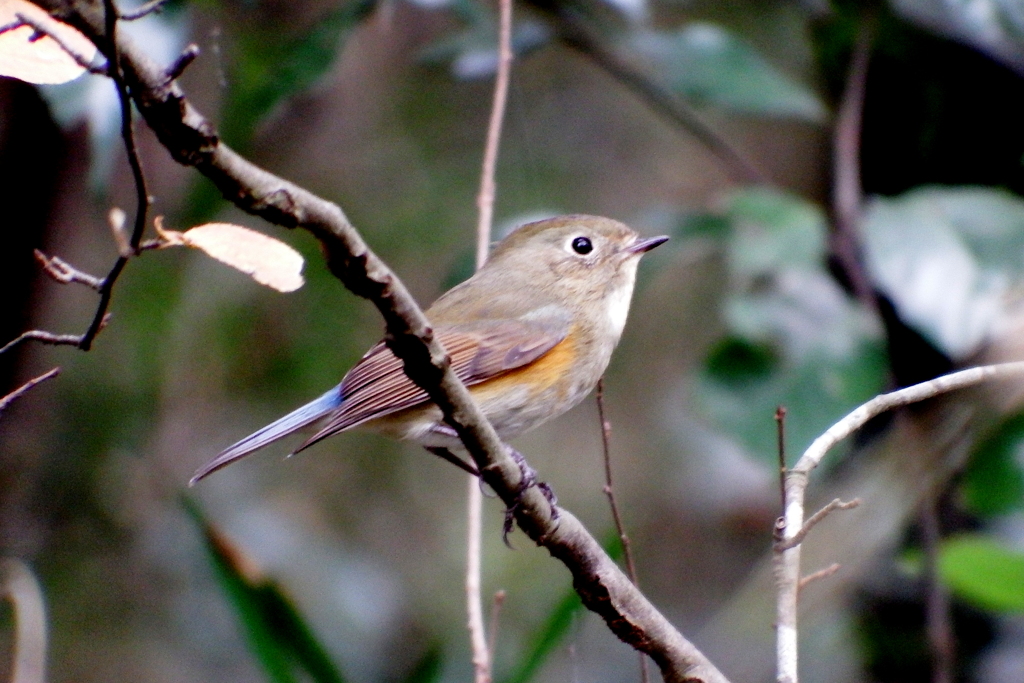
top-left (467, 330), bottom-right (595, 438)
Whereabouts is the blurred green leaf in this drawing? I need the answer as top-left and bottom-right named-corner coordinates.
top-left (184, 499), bottom-right (347, 683)
top-left (704, 337), bottom-right (776, 386)
top-left (673, 211), bottom-right (731, 240)
top-left (401, 645), bottom-right (444, 683)
top-left (222, 0), bottom-right (377, 148)
top-left (726, 187), bottom-right (826, 275)
top-left (499, 589), bottom-right (582, 683)
top-left (498, 532), bottom-right (623, 683)
top-left (962, 412), bottom-right (1024, 517)
top-left (939, 535), bottom-right (1024, 613)
top-left (697, 188), bottom-right (887, 460)
top-left (631, 23), bottom-right (826, 121)
top-left (862, 186), bottom-right (1024, 358)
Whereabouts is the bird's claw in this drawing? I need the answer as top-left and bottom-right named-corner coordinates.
top-left (502, 447), bottom-right (557, 547)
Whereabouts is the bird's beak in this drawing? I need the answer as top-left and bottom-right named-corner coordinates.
top-left (626, 235), bottom-right (669, 255)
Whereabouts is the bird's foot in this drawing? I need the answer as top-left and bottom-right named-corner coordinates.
top-left (424, 447), bottom-right (479, 477)
top-left (502, 447), bottom-right (558, 546)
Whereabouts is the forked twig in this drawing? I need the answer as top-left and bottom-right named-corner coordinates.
top-left (34, 250), bottom-right (103, 290)
top-left (775, 361), bottom-right (1024, 683)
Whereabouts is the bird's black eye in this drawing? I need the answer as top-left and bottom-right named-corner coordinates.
top-left (571, 236), bottom-right (593, 255)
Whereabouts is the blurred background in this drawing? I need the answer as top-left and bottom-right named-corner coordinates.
top-left (4, 0), bottom-right (1024, 681)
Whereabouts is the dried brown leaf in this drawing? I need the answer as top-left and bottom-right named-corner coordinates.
top-left (182, 223), bottom-right (305, 292)
top-left (0, 0), bottom-right (97, 84)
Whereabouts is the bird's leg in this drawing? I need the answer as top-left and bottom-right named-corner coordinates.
top-left (502, 447), bottom-right (558, 546)
top-left (424, 447), bottom-right (480, 477)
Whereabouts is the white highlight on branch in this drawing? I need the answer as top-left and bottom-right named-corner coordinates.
top-left (1, 558), bottom-right (47, 683)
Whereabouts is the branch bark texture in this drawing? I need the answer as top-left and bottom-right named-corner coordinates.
top-left (29, 1), bottom-right (729, 681)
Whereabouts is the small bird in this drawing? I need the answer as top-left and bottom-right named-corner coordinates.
top-left (191, 215), bottom-right (667, 484)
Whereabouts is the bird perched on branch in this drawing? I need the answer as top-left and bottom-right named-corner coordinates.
top-left (191, 214), bottom-right (667, 484)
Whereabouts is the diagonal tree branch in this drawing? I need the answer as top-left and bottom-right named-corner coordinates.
top-left (27, 1), bottom-right (729, 680)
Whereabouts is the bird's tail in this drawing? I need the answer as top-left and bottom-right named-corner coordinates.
top-left (190, 387), bottom-right (343, 485)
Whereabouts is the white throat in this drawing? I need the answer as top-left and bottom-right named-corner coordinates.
top-left (605, 266), bottom-right (639, 340)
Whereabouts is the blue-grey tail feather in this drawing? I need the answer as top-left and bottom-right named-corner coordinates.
top-left (190, 387), bottom-right (343, 485)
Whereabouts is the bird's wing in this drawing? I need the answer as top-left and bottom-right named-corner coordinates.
top-left (297, 316), bottom-right (569, 449)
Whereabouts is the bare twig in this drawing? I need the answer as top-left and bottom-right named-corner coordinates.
top-left (597, 379), bottom-right (639, 583)
top-left (34, 250), bottom-right (103, 290)
top-left (466, 472), bottom-right (489, 683)
top-left (775, 498), bottom-right (860, 551)
top-left (797, 563), bottom-right (840, 592)
top-left (596, 378), bottom-right (647, 683)
top-left (775, 361), bottom-right (1024, 683)
top-left (119, 0), bottom-right (169, 20)
top-left (1, 329), bottom-right (91, 355)
top-left (830, 19), bottom-right (875, 306)
top-left (162, 43), bottom-right (198, 84)
top-left (775, 406), bottom-right (787, 512)
top-left (488, 590), bottom-right (506, 658)
top-left (1, 558), bottom-right (48, 683)
top-left (9, 2), bottom-right (151, 353)
top-left (61, 0), bottom-right (153, 352)
top-left (539, 6), bottom-right (763, 185)
top-left (467, 0), bottom-right (514, 679)
top-left (28, 2), bottom-right (730, 679)
top-left (0, 367), bottom-right (61, 416)
top-left (12, 12), bottom-right (108, 73)
top-left (0, 19), bottom-right (24, 35)
top-left (474, 0), bottom-right (513, 269)
top-left (920, 493), bottom-right (954, 683)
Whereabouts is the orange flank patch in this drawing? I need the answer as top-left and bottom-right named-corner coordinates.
top-left (471, 331), bottom-right (577, 401)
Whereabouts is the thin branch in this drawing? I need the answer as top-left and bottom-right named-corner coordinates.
top-left (0, 367), bottom-right (61, 416)
top-left (920, 493), bottom-right (954, 683)
top-left (488, 590), bottom-right (506, 658)
top-left (0, 19), bottom-right (24, 35)
top-left (468, 0), bottom-right (513, 678)
top-left (829, 19), bottom-right (875, 307)
top-left (596, 378), bottom-right (647, 683)
top-left (775, 498), bottom-right (860, 551)
top-left (474, 0), bottom-right (512, 269)
top-left (1, 558), bottom-right (48, 683)
top-left (34, 250), bottom-right (103, 290)
top-left (775, 361), bottom-right (1024, 683)
top-left (119, 0), bottom-right (169, 21)
top-left (31, 2), bottom-right (730, 679)
top-left (797, 563), bottom-right (840, 592)
top-left (0, 329), bottom-right (93, 355)
top-left (162, 42), bottom-right (198, 84)
top-left (775, 406), bottom-right (787, 513)
top-left (597, 379), bottom-right (639, 584)
top-left (539, 5), bottom-right (763, 185)
top-left (65, 0), bottom-right (153, 353)
top-left (12, 12), bottom-right (108, 73)
top-left (10, 3), bottom-right (150, 353)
